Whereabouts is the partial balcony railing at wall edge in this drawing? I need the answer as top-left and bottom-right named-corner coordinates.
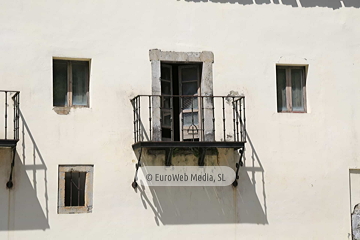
top-left (0, 90), bottom-right (20, 147)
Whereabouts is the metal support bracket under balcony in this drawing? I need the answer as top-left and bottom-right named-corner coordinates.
top-left (132, 148), bottom-right (143, 189)
top-left (165, 148), bottom-right (173, 166)
top-left (6, 146), bottom-right (16, 189)
top-left (198, 147), bottom-right (207, 166)
top-left (232, 147), bottom-right (244, 187)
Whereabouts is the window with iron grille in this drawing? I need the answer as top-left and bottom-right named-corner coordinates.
top-left (58, 165), bottom-right (94, 214)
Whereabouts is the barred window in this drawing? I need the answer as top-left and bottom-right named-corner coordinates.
top-left (58, 165), bottom-right (94, 214)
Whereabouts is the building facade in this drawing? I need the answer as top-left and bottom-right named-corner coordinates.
top-left (1, 0), bottom-right (360, 239)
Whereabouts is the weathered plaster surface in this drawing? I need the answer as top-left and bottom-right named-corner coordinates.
top-left (0, 0), bottom-right (359, 239)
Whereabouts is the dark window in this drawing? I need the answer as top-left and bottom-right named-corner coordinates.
top-left (276, 66), bottom-right (306, 112)
top-left (58, 165), bottom-right (94, 214)
top-left (64, 171), bottom-right (86, 207)
top-left (53, 59), bottom-right (90, 107)
top-left (160, 63), bottom-right (202, 141)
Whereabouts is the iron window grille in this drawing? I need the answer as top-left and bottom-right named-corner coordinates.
top-left (58, 165), bottom-right (94, 214)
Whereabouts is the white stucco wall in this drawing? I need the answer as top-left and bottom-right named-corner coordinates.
top-left (0, 0), bottom-right (360, 239)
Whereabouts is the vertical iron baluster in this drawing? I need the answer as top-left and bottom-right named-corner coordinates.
top-left (70, 172), bottom-right (73, 206)
top-left (135, 98), bottom-right (138, 143)
top-left (201, 96), bottom-right (204, 141)
top-left (170, 96), bottom-right (173, 141)
top-left (192, 96), bottom-right (194, 141)
top-left (239, 99), bottom-right (243, 142)
top-left (18, 94), bottom-right (20, 139)
top-left (13, 93), bottom-right (16, 140)
top-left (212, 96), bottom-right (215, 140)
top-left (17, 94), bottom-right (19, 139)
top-left (235, 99), bottom-right (239, 142)
top-left (15, 94), bottom-right (18, 139)
top-left (78, 172), bottom-right (80, 206)
top-left (138, 97), bottom-right (141, 141)
top-left (136, 97), bottom-right (139, 142)
top-left (222, 97), bottom-right (226, 142)
top-left (134, 98), bottom-right (137, 143)
top-left (243, 97), bottom-right (246, 142)
top-left (149, 96), bottom-right (152, 141)
top-left (132, 99), bottom-right (136, 143)
top-left (232, 97), bottom-right (235, 142)
top-left (136, 97), bottom-right (139, 141)
top-left (160, 96), bottom-right (162, 140)
top-left (181, 97), bottom-right (184, 141)
top-left (5, 91), bottom-right (7, 139)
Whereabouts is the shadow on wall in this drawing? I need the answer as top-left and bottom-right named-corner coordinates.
top-left (135, 132), bottom-right (267, 225)
top-left (0, 110), bottom-right (49, 231)
top-left (180, 0), bottom-right (360, 9)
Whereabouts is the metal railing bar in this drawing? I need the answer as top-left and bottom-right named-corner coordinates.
top-left (181, 98), bottom-right (184, 141)
top-left (0, 90), bottom-right (20, 93)
top-left (5, 91), bottom-right (7, 140)
top-left (131, 95), bottom-right (246, 144)
top-left (212, 97), bottom-right (215, 140)
top-left (13, 94), bottom-right (16, 140)
top-left (222, 97), bottom-right (226, 142)
top-left (138, 97), bottom-right (141, 141)
top-left (78, 172), bottom-right (80, 206)
top-left (160, 96), bottom-right (162, 140)
top-left (148, 96), bottom-right (152, 141)
top-left (70, 172), bottom-right (73, 206)
top-left (201, 96), bottom-right (204, 141)
top-left (132, 99), bottom-right (136, 143)
top-left (232, 97), bottom-right (235, 142)
top-left (235, 99), bottom-right (239, 142)
top-left (170, 96), bottom-right (173, 141)
top-left (243, 97), bottom-right (246, 142)
top-left (191, 96), bottom-right (194, 141)
top-left (239, 98), bottom-right (243, 143)
top-left (131, 94), bottom-right (244, 100)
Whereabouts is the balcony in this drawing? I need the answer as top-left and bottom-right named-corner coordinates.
top-left (0, 90), bottom-right (20, 148)
top-left (131, 95), bottom-right (246, 150)
top-left (130, 94), bottom-right (246, 187)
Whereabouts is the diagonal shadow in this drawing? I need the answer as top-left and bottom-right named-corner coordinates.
top-left (244, 131), bottom-right (268, 221)
top-left (0, 110), bottom-right (49, 231)
top-left (134, 131), bottom-right (268, 225)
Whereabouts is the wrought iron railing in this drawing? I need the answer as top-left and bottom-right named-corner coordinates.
top-left (0, 90), bottom-right (20, 141)
top-left (131, 95), bottom-right (245, 144)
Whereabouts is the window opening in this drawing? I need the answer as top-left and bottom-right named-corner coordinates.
top-left (276, 66), bottom-right (306, 112)
top-left (53, 59), bottom-right (90, 107)
top-left (65, 171), bottom-right (86, 207)
top-left (58, 165), bottom-right (93, 214)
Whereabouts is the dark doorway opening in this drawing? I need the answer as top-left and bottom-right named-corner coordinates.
top-left (160, 62), bottom-right (203, 141)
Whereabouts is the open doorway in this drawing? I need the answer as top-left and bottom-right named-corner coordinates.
top-left (160, 62), bottom-right (203, 141)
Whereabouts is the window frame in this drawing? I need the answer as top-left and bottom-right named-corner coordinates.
top-left (58, 165), bottom-right (94, 214)
top-left (276, 65), bottom-right (307, 113)
top-left (149, 50), bottom-right (215, 142)
top-left (53, 58), bottom-right (90, 108)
